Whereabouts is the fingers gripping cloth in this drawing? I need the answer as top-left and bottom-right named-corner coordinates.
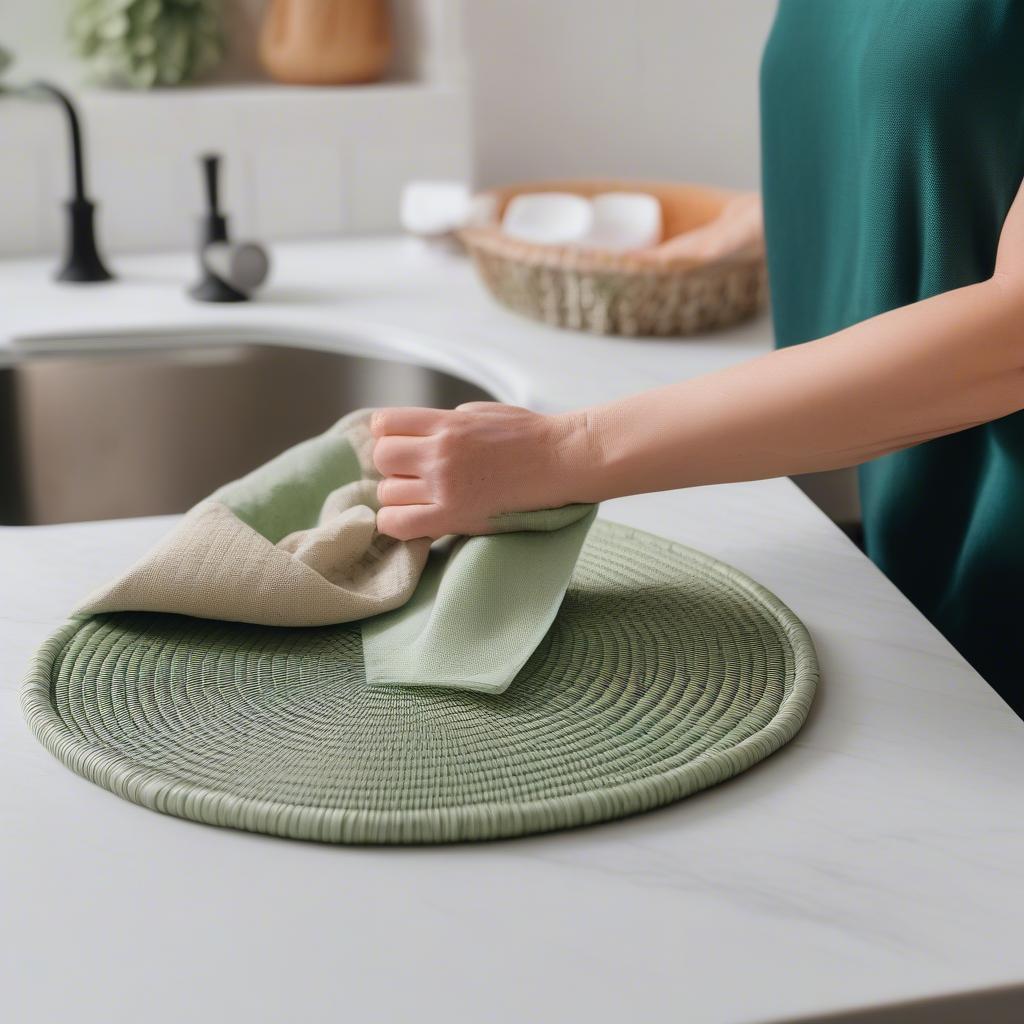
top-left (76, 408), bottom-right (597, 694)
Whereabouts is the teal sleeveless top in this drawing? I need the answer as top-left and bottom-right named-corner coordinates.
top-left (760, 0), bottom-right (1024, 714)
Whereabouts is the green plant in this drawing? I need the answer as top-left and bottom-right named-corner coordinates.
top-left (69, 0), bottom-right (225, 88)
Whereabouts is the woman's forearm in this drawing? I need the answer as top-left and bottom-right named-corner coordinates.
top-left (572, 277), bottom-right (1024, 502)
top-left (371, 180), bottom-right (1024, 541)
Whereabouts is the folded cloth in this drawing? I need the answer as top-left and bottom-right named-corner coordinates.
top-left (76, 409), bottom-right (596, 694)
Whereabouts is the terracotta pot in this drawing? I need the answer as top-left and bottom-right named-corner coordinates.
top-left (259, 0), bottom-right (393, 85)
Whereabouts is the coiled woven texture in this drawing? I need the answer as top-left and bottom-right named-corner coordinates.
top-left (465, 242), bottom-right (766, 337)
top-left (21, 520), bottom-right (818, 844)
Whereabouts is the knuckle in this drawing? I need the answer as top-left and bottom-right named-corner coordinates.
top-left (433, 477), bottom-right (455, 505)
top-left (429, 448), bottom-right (452, 475)
top-left (376, 507), bottom-right (406, 540)
top-left (371, 439), bottom-right (390, 471)
top-left (431, 455), bottom-right (452, 483)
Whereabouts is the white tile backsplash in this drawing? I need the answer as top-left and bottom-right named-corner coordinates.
top-left (0, 83), bottom-right (471, 257)
top-left (349, 137), bottom-right (471, 234)
top-left (250, 141), bottom-right (348, 239)
top-left (0, 0), bottom-right (472, 257)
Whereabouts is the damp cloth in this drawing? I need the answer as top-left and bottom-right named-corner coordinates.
top-left (76, 408), bottom-right (596, 695)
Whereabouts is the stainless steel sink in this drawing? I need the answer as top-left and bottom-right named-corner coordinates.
top-left (0, 340), bottom-right (494, 526)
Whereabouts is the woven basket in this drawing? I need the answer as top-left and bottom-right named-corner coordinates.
top-left (459, 179), bottom-right (767, 337)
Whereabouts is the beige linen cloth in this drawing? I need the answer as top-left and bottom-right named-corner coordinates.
top-left (76, 409), bottom-right (596, 694)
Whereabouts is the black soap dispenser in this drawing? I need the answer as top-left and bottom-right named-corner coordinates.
top-left (189, 153), bottom-right (248, 303)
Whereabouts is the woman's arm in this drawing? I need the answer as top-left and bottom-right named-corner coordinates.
top-left (371, 179), bottom-right (1024, 541)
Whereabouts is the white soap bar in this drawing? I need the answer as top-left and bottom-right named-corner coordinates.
top-left (401, 181), bottom-right (472, 236)
top-left (501, 192), bottom-right (594, 245)
top-left (583, 192), bottom-right (663, 250)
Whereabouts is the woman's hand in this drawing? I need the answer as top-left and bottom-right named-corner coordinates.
top-left (371, 403), bottom-right (593, 540)
top-left (638, 190), bottom-right (764, 263)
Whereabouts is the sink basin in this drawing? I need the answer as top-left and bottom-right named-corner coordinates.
top-left (0, 339), bottom-right (494, 526)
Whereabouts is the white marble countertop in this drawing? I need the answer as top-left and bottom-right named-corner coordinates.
top-left (2, 239), bottom-right (1023, 1024)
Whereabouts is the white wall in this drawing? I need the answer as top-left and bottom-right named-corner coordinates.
top-left (0, 0), bottom-right (776, 256)
top-left (0, 0), bottom-right (470, 255)
top-left (464, 0), bottom-right (774, 189)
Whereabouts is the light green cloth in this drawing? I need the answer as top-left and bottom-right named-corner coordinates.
top-left (77, 409), bottom-right (596, 695)
top-left (363, 504), bottom-right (596, 691)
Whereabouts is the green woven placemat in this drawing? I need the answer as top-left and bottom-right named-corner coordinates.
top-left (21, 520), bottom-right (818, 844)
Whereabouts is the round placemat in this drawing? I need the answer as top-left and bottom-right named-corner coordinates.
top-left (21, 520), bottom-right (818, 844)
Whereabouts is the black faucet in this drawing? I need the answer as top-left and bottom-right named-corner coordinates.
top-left (15, 81), bottom-right (114, 283)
